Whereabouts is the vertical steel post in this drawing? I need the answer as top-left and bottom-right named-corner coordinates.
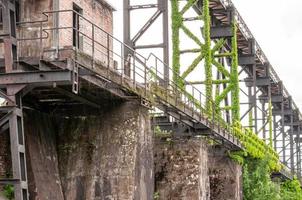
top-left (290, 111), bottom-right (295, 173)
top-left (296, 126), bottom-right (300, 177)
top-left (268, 89), bottom-right (273, 148)
top-left (281, 95), bottom-right (286, 164)
top-left (123, 0), bottom-right (132, 76)
top-left (297, 125), bottom-right (301, 178)
top-left (273, 115), bottom-right (277, 150)
top-left (248, 86), bottom-right (253, 130)
top-left (261, 101), bottom-right (266, 140)
top-left (160, 0), bottom-right (169, 88)
top-left (252, 64), bottom-right (258, 134)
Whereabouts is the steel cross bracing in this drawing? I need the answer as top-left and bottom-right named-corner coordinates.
top-left (124, 0), bottom-right (169, 87)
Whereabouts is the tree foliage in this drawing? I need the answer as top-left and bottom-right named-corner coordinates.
top-left (243, 157), bottom-right (280, 200)
top-left (280, 179), bottom-right (302, 200)
top-left (242, 157), bottom-right (302, 200)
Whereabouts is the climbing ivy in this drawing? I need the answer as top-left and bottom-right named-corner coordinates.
top-left (232, 121), bottom-right (281, 171)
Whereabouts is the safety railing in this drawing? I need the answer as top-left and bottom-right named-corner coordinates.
top-left (16, 9), bottom-right (238, 146)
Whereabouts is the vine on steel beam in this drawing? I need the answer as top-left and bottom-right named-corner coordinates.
top-left (202, 0), bottom-right (213, 117)
top-left (171, 0), bottom-right (182, 87)
top-left (171, 0), bottom-right (239, 123)
top-left (231, 22), bottom-right (240, 122)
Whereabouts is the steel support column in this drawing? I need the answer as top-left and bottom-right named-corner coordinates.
top-left (296, 125), bottom-right (301, 177)
top-left (290, 113), bottom-right (295, 173)
top-left (1, 0), bottom-right (29, 199)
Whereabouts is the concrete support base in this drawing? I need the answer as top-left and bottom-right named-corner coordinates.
top-left (57, 101), bottom-right (153, 200)
top-left (154, 138), bottom-right (242, 200)
top-left (154, 138), bottom-right (210, 200)
top-left (208, 146), bottom-right (242, 200)
top-left (21, 101), bottom-right (153, 200)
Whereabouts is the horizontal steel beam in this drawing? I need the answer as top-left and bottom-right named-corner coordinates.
top-left (273, 109), bottom-right (293, 116)
top-left (238, 55), bottom-right (255, 66)
top-left (210, 26), bottom-right (233, 39)
top-left (0, 70), bottom-right (72, 86)
top-left (271, 95), bottom-right (283, 103)
top-left (256, 77), bottom-right (270, 86)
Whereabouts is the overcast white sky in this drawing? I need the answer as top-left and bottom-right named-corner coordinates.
top-left (107, 0), bottom-right (302, 109)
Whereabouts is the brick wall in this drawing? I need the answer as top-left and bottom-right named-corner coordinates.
top-left (16, 0), bottom-right (114, 66)
top-left (18, 0), bottom-right (54, 58)
top-left (57, 0), bottom-right (114, 66)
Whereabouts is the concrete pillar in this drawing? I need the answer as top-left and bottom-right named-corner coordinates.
top-left (57, 101), bottom-right (153, 200)
top-left (154, 138), bottom-right (243, 200)
top-left (21, 100), bottom-right (153, 200)
top-left (154, 138), bottom-right (210, 200)
top-left (208, 146), bottom-right (242, 200)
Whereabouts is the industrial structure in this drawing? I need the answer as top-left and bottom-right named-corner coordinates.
top-left (0, 0), bottom-right (301, 199)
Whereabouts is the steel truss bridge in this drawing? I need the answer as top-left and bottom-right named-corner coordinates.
top-left (0, 0), bottom-right (300, 199)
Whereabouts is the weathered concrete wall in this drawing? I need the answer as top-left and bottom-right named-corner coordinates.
top-left (208, 146), bottom-right (242, 200)
top-left (154, 138), bottom-right (210, 200)
top-left (21, 101), bottom-right (153, 200)
top-left (57, 101), bottom-right (153, 200)
top-left (24, 111), bottom-right (65, 200)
